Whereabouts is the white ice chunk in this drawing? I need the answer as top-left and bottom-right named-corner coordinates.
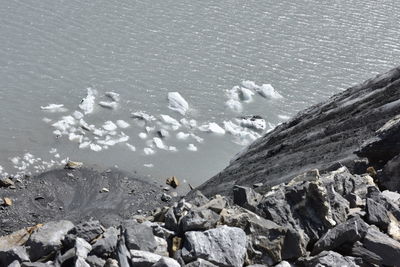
top-left (139, 132), bottom-right (148, 139)
top-left (144, 163), bottom-right (154, 168)
top-left (42, 117), bottom-right (52, 123)
top-left (40, 104), bottom-right (67, 112)
top-left (198, 122), bottom-right (225, 135)
top-left (79, 87), bottom-right (97, 114)
top-left (68, 132), bottom-right (83, 143)
top-left (131, 111), bottom-right (156, 121)
top-left (99, 101), bottom-right (118, 109)
top-left (52, 116), bottom-right (76, 134)
top-left (239, 116), bottom-right (267, 131)
top-left (54, 153), bottom-right (60, 158)
top-left (90, 143), bottom-right (102, 152)
top-left (72, 111), bottom-right (84, 120)
top-left (79, 141), bottom-right (91, 149)
top-left (241, 80), bottom-right (259, 90)
top-left (93, 128), bottom-right (105, 137)
top-left (187, 144), bottom-right (198, 151)
top-left (157, 129), bottom-right (170, 138)
top-left (238, 87), bottom-right (255, 102)
top-left (116, 120), bottom-right (130, 129)
top-left (278, 114), bottom-right (291, 120)
top-left (11, 157), bottom-right (20, 165)
top-left (169, 146), bottom-right (178, 152)
top-left (105, 91), bottom-right (120, 102)
top-left (49, 148), bottom-right (57, 154)
top-left (153, 137), bottom-right (168, 150)
top-left (126, 143), bottom-right (136, 151)
top-left (160, 114), bottom-right (181, 128)
top-left (257, 84), bottom-right (283, 99)
top-left (225, 99), bottom-right (243, 113)
top-left (190, 133), bottom-right (204, 143)
top-left (145, 126), bottom-right (155, 133)
top-left (176, 132), bottom-right (190, 140)
top-left (144, 147), bottom-right (155, 155)
top-left (168, 92), bottom-right (189, 115)
top-left (102, 121), bottom-right (118, 131)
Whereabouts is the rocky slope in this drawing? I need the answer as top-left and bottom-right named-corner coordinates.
top-left (195, 66), bottom-right (400, 197)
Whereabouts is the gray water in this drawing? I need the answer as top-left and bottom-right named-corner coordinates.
top-left (1, 0), bottom-right (399, 186)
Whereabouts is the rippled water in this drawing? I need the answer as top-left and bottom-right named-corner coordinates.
top-left (1, 0), bottom-right (399, 186)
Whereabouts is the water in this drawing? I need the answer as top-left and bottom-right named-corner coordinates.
top-left (1, 0), bottom-right (399, 186)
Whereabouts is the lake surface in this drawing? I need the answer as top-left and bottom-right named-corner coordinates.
top-left (1, 0), bottom-right (399, 186)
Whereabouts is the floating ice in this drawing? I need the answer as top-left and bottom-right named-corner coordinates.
top-left (241, 80), bottom-right (259, 90)
top-left (49, 148), bottom-right (57, 154)
top-left (257, 84), bottom-right (283, 99)
top-left (68, 133), bottom-right (84, 143)
top-left (52, 116), bottom-right (76, 134)
top-left (139, 132), bottom-right (148, 139)
top-left (99, 101), bottom-right (118, 109)
top-left (79, 141), bottom-right (91, 149)
top-left (199, 122), bottom-right (226, 135)
top-left (238, 116), bottom-right (267, 131)
top-left (225, 99), bottom-right (243, 113)
top-left (145, 126), bottom-right (155, 133)
top-left (157, 129), bottom-right (170, 138)
top-left (278, 114), bottom-right (291, 120)
top-left (153, 137), bottom-right (168, 150)
top-left (176, 132), bottom-right (190, 140)
top-left (190, 133), bottom-right (204, 143)
top-left (93, 128), bottom-right (105, 137)
top-left (160, 114), bottom-right (181, 130)
top-left (144, 163), bottom-right (154, 168)
top-left (180, 118), bottom-right (197, 128)
top-left (72, 111), bottom-right (84, 120)
top-left (42, 117), bottom-right (52, 123)
top-left (54, 153), bottom-right (60, 158)
top-left (144, 147), bottom-right (155, 155)
top-left (40, 104), bottom-right (67, 112)
top-left (223, 120), bottom-right (262, 146)
top-left (90, 143), bottom-right (102, 152)
top-left (102, 121), bottom-right (118, 131)
top-left (79, 88), bottom-right (96, 114)
top-left (116, 120), bottom-right (130, 129)
top-left (131, 111), bottom-right (156, 122)
top-left (105, 91), bottom-right (120, 102)
top-left (168, 92), bottom-right (189, 115)
top-left (187, 144), bottom-right (198, 151)
top-left (238, 87), bottom-right (255, 102)
top-left (126, 143), bottom-right (136, 151)
top-left (169, 146), bottom-right (178, 152)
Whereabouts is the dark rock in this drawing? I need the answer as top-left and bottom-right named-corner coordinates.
top-left (26, 220), bottom-right (74, 261)
top-left (300, 251), bottom-right (359, 267)
top-left (182, 226), bottom-right (247, 267)
top-left (312, 216), bottom-right (370, 255)
top-left (116, 234), bottom-right (130, 267)
top-left (188, 191), bottom-right (209, 207)
top-left (54, 247), bottom-right (75, 267)
top-left (233, 185), bottom-right (262, 211)
top-left (90, 227), bottom-right (118, 257)
top-left (124, 221), bottom-right (158, 252)
top-left (356, 114), bottom-right (400, 167)
top-left (0, 246), bottom-right (30, 266)
top-left (161, 193), bottom-right (172, 202)
top-left (166, 177), bottom-right (179, 189)
top-left (164, 208), bottom-right (178, 232)
top-left (86, 255), bottom-right (106, 267)
top-left (380, 153), bottom-right (400, 191)
top-left (362, 226), bottom-right (400, 266)
top-left (365, 198), bottom-right (390, 231)
top-left (180, 209), bottom-right (220, 232)
top-left (193, 67), bottom-right (400, 198)
top-left (185, 258), bottom-right (218, 267)
top-left (350, 241), bottom-right (383, 265)
top-left (68, 220), bottom-right (104, 243)
top-left (0, 177), bottom-right (14, 188)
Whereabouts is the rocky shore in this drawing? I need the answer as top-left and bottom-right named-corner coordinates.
top-left (1, 66), bottom-right (400, 267)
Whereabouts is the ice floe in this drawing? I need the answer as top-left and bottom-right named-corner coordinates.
top-left (168, 92), bottom-right (189, 115)
top-left (144, 147), bottom-right (155, 155)
top-left (116, 120), bottom-right (130, 129)
top-left (257, 84), bottom-right (283, 99)
top-left (79, 88), bottom-right (97, 114)
top-left (176, 132), bottom-right (190, 140)
top-left (99, 101), bottom-right (118, 109)
top-left (40, 104), bottom-right (68, 112)
top-left (105, 91), bottom-right (120, 102)
top-left (199, 122), bottom-right (226, 135)
top-left (144, 163), bottom-right (154, 168)
top-left (238, 87), bottom-right (254, 102)
top-left (153, 137), bottom-right (168, 150)
top-left (238, 116), bottom-right (266, 131)
top-left (102, 121), bottom-right (118, 131)
top-left (139, 132), bottom-right (148, 139)
top-left (126, 143), bottom-right (136, 151)
top-left (90, 143), bottom-right (102, 152)
top-left (160, 114), bottom-right (181, 130)
top-left (187, 144), bottom-right (198, 151)
top-left (131, 111), bottom-right (156, 122)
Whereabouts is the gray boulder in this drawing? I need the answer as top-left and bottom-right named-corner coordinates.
top-left (233, 185), bottom-right (262, 211)
top-left (124, 221), bottom-right (158, 252)
top-left (301, 251), bottom-right (359, 267)
top-left (185, 259), bottom-right (218, 267)
top-left (0, 246), bottom-right (29, 266)
top-left (90, 227), bottom-right (119, 257)
top-left (365, 198), bottom-right (390, 231)
top-left (68, 220), bottom-right (103, 243)
top-left (312, 216), bottom-right (370, 255)
top-left (200, 195), bottom-right (227, 214)
top-left (380, 153), bottom-right (400, 192)
top-left (129, 250), bottom-right (178, 267)
top-left (164, 208), bottom-right (178, 232)
top-left (180, 209), bottom-right (220, 232)
top-left (182, 225), bottom-right (247, 267)
top-left (26, 220), bottom-right (74, 261)
top-left (86, 255), bottom-right (105, 267)
top-left (151, 257), bottom-right (180, 267)
top-left (75, 237), bottom-right (92, 259)
top-left (116, 235), bottom-right (130, 267)
top-left (8, 260), bottom-right (21, 267)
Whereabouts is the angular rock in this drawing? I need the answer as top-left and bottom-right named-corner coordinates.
top-left (362, 227), bottom-right (400, 266)
top-left (233, 185), bottom-right (262, 211)
top-left (55, 247), bottom-right (75, 266)
top-left (380, 153), bottom-right (400, 191)
top-left (161, 193), bottom-right (172, 202)
top-left (164, 208), bottom-right (178, 232)
top-left (68, 220), bottom-right (104, 243)
top-left (312, 216), bottom-right (370, 255)
top-left (104, 259), bottom-right (119, 267)
top-left (188, 191), bottom-right (209, 207)
top-left (90, 227), bottom-right (118, 257)
top-left (171, 237), bottom-right (182, 255)
top-left (153, 236), bottom-right (168, 257)
top-left (365, 198), bottom-right (390, 231)
top-left (200, 195), bottom-right (227, 214)
top-left (75, 237), bottom-right (92, 259)
top-left (26, 220), bottom-right (74, 261)
top-left (0, 246), bottom-right (30, 266)
top-left (8, 260), bottom-right (21, 267)
top-left (350, 241), bottom-right (382, 265)
top-left (86, 255), bottom-right (106, 267)
top-left (3, 197), bottom-right (12, 207)
top-left (182, 226), bottom-right (247, 267)
top-left (75, 257), bottom-right (90, 267)
top-left (300, 251), bottom-right (359, 267)
top-left (185, 258), bottom-right (218, 267)
top-left (129, 250), bottom-right (163, 267)
top-left (116, 234), bottom-right (130, 267)
top-left (166, 176), bottom-right (179, 188)
top-left (180, 209), bottom-right (220, 232)
top-left (124, 221), bottom-right (158, 252)
top-left (151, 257), bottom-right (180, 267)
top-left (0, 177), bottom-right (14, 187)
